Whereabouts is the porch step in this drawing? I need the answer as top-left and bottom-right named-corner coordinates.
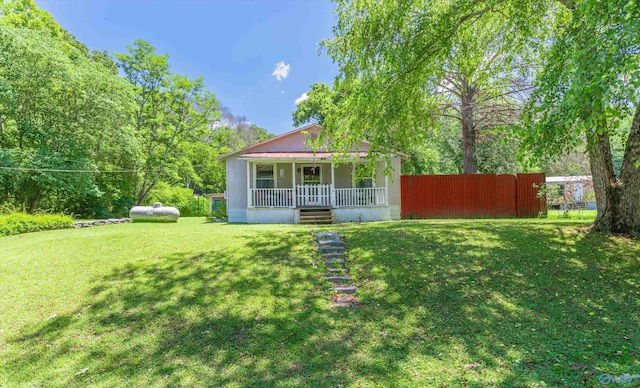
top-left (299, 208), bottom-right (334, 224)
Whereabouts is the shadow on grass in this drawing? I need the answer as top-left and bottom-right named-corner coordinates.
top-left (4, 221), bottom-right (640, 387)
top-left (336, 221), bottom-right (640, 386)
top-left (5, 229), bottom-right (335, 386)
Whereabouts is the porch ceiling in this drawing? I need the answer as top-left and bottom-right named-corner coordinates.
top-left (240, 152), bottom-right (368, 160)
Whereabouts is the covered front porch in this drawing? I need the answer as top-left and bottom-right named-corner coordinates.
top-left (242, 157), bottom-right (389, 210)
top-left (250, 184), bottom-right (387, 208)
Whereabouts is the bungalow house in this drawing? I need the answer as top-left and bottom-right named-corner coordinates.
top-left (218, 124), bottom-right (404, 223)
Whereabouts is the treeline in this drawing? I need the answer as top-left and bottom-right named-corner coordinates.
top-left (0, 0), bottom-right (271, 218)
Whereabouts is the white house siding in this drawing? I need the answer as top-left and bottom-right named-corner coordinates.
top-left (334, 207), bottom-right (390, 223)
top-left (334, 163), bottom-right (352, 188)
top-left (387, 156), bottom-right (402, 220)
top-left (247, 208), bottom-right (295, 224)
top-left (227, 208), bottom-right (247, 223)
top-left (226, 156), bottom-right (248, 222)
top-left (278, 163), bottom-right (293, 188)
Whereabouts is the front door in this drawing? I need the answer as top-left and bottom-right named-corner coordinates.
top-left (303, 165), bottom-right (322, 205)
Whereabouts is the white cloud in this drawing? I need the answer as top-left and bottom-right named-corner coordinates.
top-left (294, 92), bottom-right (309, 105)
top-left (272, 61), bottom-right (291, 81)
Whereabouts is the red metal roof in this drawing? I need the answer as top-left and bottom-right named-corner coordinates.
top-left (241, 152), bottom-right (369, 159)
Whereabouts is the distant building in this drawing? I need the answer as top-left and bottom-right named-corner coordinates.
top-left (545, 176), bottom-right (596, 210)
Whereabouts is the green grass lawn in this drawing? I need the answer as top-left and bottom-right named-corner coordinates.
top-left (1, 218), bottom-right (639, 387)
top-left (546, 209), bottom-right (598, 220)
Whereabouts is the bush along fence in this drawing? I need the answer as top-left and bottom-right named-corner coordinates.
top-left (401, 173), bottom-right (546, 219)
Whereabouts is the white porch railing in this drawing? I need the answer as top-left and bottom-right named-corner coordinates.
top-left (296, 184), bottom-right (332, 207)
top-left (250, 188), bottom-right (294, 208)
top-left (249, 186), bottom-right (387, 208)
top-left (334, 187), bottom-right (387, 207)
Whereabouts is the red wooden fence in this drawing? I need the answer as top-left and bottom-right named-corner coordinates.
top-left (401, 173), bottom-right (545, 219)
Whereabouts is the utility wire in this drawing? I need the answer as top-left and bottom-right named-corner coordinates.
top-left (0, 148), bottom-right (219, 173)
top-left (0, 166), bottom-right (160, 173)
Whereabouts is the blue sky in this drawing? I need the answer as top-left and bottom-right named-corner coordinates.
top-left (35, 0), bottom-right (338, 135)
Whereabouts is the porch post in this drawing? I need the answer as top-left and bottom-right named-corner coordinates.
top-left (274, 162), bottom-right (278, 188)
top-left (330, 162), bottom-right (336, 207)
top-left (246, 161), bottom-right (252, 208)
top-left (384, 161), bottom-right (389, 206)
top-left (292, 162), bottom-right (296, 208)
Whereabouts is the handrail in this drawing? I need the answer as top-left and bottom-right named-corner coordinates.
top-left (249, 186), bottom-right (387, 208)
top-left (250, 188), bottom-right (294, 208)
top-left (334, 187), bottom-right (387, 207)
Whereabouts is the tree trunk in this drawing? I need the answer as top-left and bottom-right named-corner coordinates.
top-left (460, 79), bottom-right (476, 174)
top-left (27, 191), bottom-right (40, 214)
top-left (590, 131), bottom-right (617, 232)
top-left (591, 103), bottom-right (640, 236)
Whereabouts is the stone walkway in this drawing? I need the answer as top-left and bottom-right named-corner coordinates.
top-left (316, 231), bottom-right (359, 308)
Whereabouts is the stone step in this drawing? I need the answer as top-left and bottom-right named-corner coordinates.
top-left (318, 245), bottom-right (345, 252)
top-left (326, 267), bottom-right (347, 273)
top-left (319, 243), bottom-right (343, 249)
top-left (322, 252), bottom-right (344, 259)
top-left (316, 232), bottom-right (339, 241)
top-left (332, 295), bottom-right (359, 308)
top-left (325, 259), bottom-right (345, 265)
top-left (325, 275), bottom-right (353, 282)
top-left (328, 286), bottom-right (357, 294)
top-left (318, 240), bottom-right (343, 247)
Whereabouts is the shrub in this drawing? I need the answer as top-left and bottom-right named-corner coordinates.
top-left (0, 212), bottom-right (74, 237)
top-left (146, 183), bottom-right (209, 217)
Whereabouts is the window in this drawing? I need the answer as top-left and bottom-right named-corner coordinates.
top-left (256, 164), bottom-right (274, 188)
top-left (352, 164), bottom-right (375, 188)
top-left (303, 166), bottom-right (321, 185)
top-left (355, 177), bottom-right (374, 188)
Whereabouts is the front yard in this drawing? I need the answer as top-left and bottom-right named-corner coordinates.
top-left (1, 218), bottom-right (639, 387)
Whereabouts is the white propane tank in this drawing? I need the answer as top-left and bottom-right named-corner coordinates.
top-left (129, 202), bottom-right (180, 222)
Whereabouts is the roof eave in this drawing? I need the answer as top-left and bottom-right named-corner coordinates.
top-left (217, 123), bottom-right (320, 161)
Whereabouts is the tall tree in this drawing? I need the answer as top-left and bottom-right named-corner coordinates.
top-left (438, 15), bottom-right (533, 173)
top-left (115, 40), bottom-right (221, 205)
top-left (522, 0), bottom-right (640, 235)
top-left (320, 0), bottom-right (549, 174)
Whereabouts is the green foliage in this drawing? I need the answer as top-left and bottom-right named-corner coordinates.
top-left (522, 0), bottom-right (640, 161)
top-left (320, 0), bottom-right (554, 172)
top-left (0, 23), bottom-right (136, 214)
top-left (0, 211), bottom-right (73, 237)
top-left (115, 40), bottom-right (221, 205)
top-left (146, 182), bottom-right (209, 217)
top-left (401, 123), bottom-right (461, 175)
top-left (402, 119), bottom-right (522, 175)
top-left (475, 132), bottom-right (521, 174)
top-left (292, 82), bottom-right (337, 127)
